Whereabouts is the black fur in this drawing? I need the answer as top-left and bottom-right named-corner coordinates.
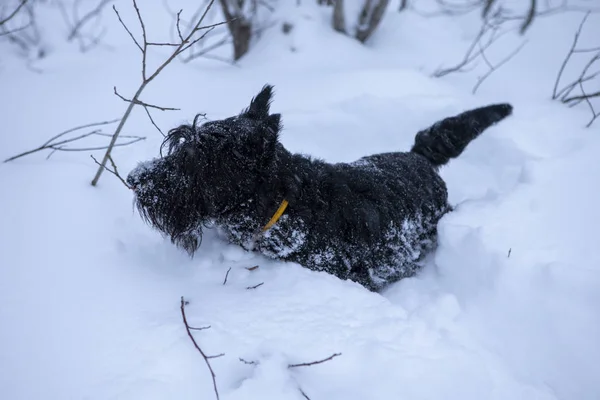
top-left (127, 85), bottom-right (512, 291)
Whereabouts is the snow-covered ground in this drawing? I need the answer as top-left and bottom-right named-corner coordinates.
top-left (1, 1), bottom-right (599, 399)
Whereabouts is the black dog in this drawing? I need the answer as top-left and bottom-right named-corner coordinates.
top-left (127, 85), bottom-right (512, 291)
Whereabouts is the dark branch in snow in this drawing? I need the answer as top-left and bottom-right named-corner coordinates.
top-left (288, 353), bottom-right (342, 368)
top-left (143, 106), bottom-right (165, 137)
top-left (298, 387), bottom-right (311, 400)
top-left (90, 155), bottom-right (132, 190)
top-left (552, 12), bottom-right (599, 127)
top-left (112, 5), bottom-right (141, 52)
top-left (238, 351), bottom-right (341, 399)
top-left (56, 0), bottom-right (110, 52)
top-left (180, 296), bottom-right (222, 400)
top-left (0, 1), bottom-right (44, 57)
top-left (433, 9), bottom-right (526, 93)
top-left (520, 0), bottom-right (536, 34)
top-left (0, 0), bottom-right (28, 27)
top-left (190, 325), bottom-right (212, 331)
top-left (238, 352), bottom-right (342, 368)
top-left (113, 87), bottom-right (180, 111)
top-left (67, 0), bottom-right (110, 41)
top-left (91, 0), bottom-right (224, 186)
top-left (222, 267), bottom-right (232, 285)
top-left (246, 282), bottom-right (264, 290)
top-left (3, 119), bottom-right (145, 163)
top-left (472, 38), bottom-right (527, 94)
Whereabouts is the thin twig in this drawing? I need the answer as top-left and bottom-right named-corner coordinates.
top-left (3, 119), bottom-right (135, 163)
top-left (246, 282), bottom-right (264, 290)
top-left (42, 119), bottom-right (120, 147)
top-left (288, 353), bottom-right (342, 368)
top-left (67, 0), bottom-right (110, 41)
top-left (576, 82), bottom-right (599, 128)
top-left (91, 0), bottom-right (221, 186)
top-left (112, 5), bottom-right (141, 52)
top-left (143, 106), bottom-right (165, 136)
top-left (519, 0), bottom-right (536, 34)
top-left (114, 87), bottom-right (180, 111)
top-left (239, 358), bottom-right (257, 365)
top-left (433, 19), bottom-right (496, 78)
top-left (298, 387), bottom-right (311, 400)
top-left (0, 0), bottom-right (28, 26)
top-left (90, 155), bottom-right (132, 189)
top-left (472, 41), bottom-right (527, 94)
top-left (563, 89), bottom-right (600, 104)
top-left (190, 325), bottom-right (211, 331)
top-left (553, 12), bottom-right (590, 99)
top-left (222, 267), bottom-right (232, 285)
top-left (180, 296), bottom-right (221, 400)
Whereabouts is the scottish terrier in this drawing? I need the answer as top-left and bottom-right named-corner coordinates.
top-left (127, 85), bottom-right (512, 291)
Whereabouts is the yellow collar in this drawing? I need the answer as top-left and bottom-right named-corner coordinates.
top-left (262, 199), bottom-right (289, 232)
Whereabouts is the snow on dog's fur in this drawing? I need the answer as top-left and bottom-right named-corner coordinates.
top-left (127, 85), bottom-right (512, 291)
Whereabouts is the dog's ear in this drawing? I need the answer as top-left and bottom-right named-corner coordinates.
top-left (266, 113), bottom-right (281, 132)
top-left (241, 113), bottom-right (280, 166)
top-left (243, 84), bottom-right (274, 120)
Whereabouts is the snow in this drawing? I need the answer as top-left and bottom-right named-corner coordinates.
top-left (1, 1), bottom-right (599, 399)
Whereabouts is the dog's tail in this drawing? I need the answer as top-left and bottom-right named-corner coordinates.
top-left (411, 103), bottom-right (513, 167)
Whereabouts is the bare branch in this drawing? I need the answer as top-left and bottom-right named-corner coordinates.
top-left (181, 32), bottom-right (232, 63)
top-left (113, 86), bottom-right (180, 111)
top-left (222, 267), bottom-right (232, 285)
top-left (552, 11), bottom-right (599, 127)
top-left (143, 106), bottom-right (165, 137)
top-left (0, 0), bottom-right (28, 26)
top-left (3, 119), bottom-right (137, 163)
top-left (553, 12), bottom-right (590, 99)
top-left (90, 155), bottom-right (132, 189)
top-left (147, 41), bottom-right (180, 47)
top-left (112, 5), bottom-right (142, 52)
top-left (288, 353), bottom-right (342, 368)
top-left (472, 40), bottom-right (527, 94)
top-left (190, 325), bottom-right (211, 331)
top-left (577, 82), bottom-right (599, 128)
top-left (179, 20), bottom-right (232, 54)
top-left (0, 20), bottom-right (30, 37)
top-left (180, 296), bottom-right (221, 400)
top-left (433, 20), bottom-right (491, 78)
top-left (519, 0), bottom-right (536, 34)
top-left (563, 89), bottom-right (600, 104)
top-left (132, 0), bottom-right (147, 80)
top-left (298, 387), bottom-right (311, 400)
top-left (246, 282), bottom-right (264, 290)
top-left (482, 0), bottom-right (498, 18)
top-left (41, 119), bottom-right (120, 147)
top-left (176, 9), bottom-right (184, 42)
top-left (92, 0), bottom-right (220, 186)
top-left (67, 0), bottom-right (110, 41)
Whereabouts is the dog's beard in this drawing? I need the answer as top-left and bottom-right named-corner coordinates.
top-left (133, 192), bottom-right (209, 256)
top-left (128, 158), bottom-right (212, 256)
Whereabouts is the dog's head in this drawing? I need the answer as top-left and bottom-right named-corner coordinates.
top-left (127, 84), bottom-right (283, 255)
